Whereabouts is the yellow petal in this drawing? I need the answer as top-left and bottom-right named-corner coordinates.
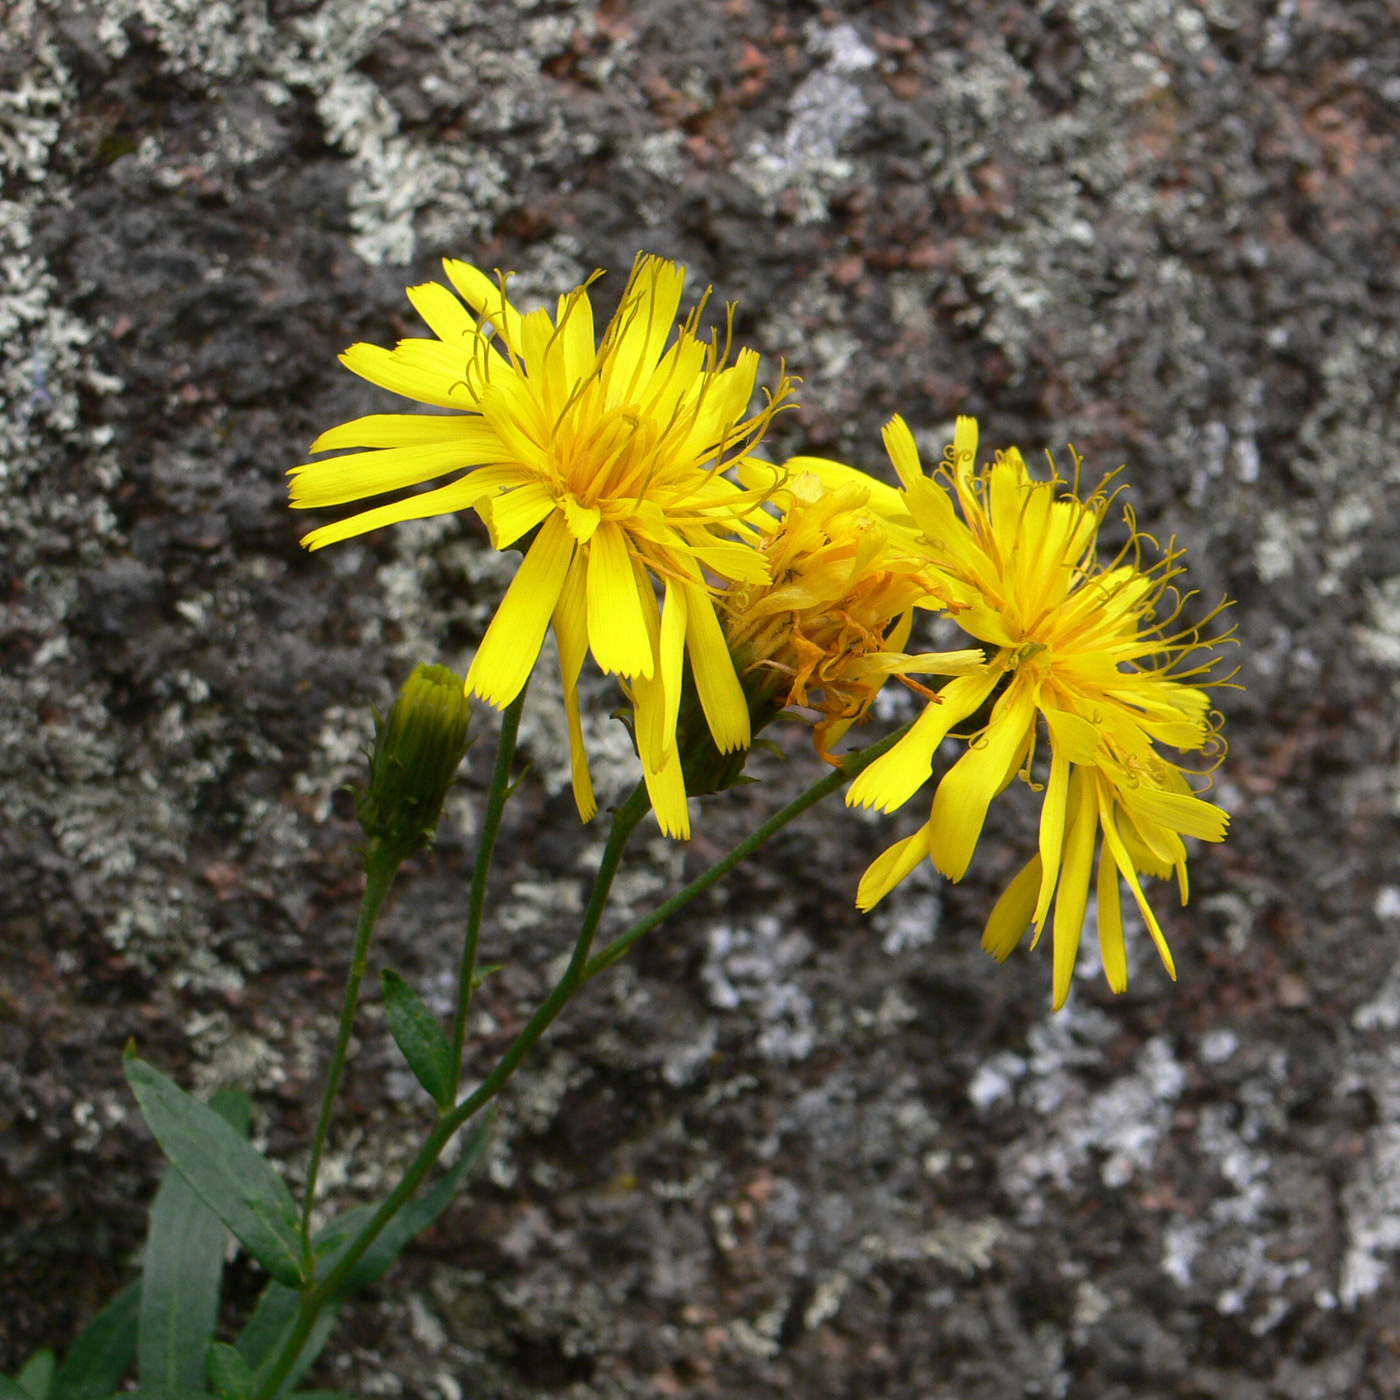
top-left (442, 259), bottom-right (524, 356)
top-left (683, 583), bottom-right (749, 754)
top-left (340, 342), bottom-right (471, 410)
top-left (880, 415), bottom-right (925, 490)
top-left (480, 481), bottom-right (555, 549)
top-left (605, 255), bottom-right (684, 405)
top-left (952, 415), bottom-right (979, 508)
top-left (884, 649), bottom-right (988, 677)
top-left (983, 855), bottom-right (1042, 963)
top-left (1118, 785), bottom-right (1229, 842)
top-left (555, 286), bottom-right (597, 382)
top-left (855, 826), bottom-right (931, 911)
top-left (406, 280), bottom-right (485, 347)
top-left (1096, 784), bottom-right (1177, 982)
top-left (1096, 840), bottom-right (1128, 994)
top-left (290, 438), bottom-right (504, 509)
top-left (562, 494), bottom-right (602, 543)
top-left (586, 522), bottom-right (655, 679)
top-left (659, 582), bottom-right (688, 765)
top-left (1042, 706), bottom-right (1101, 765)
top-left (467, 513), bottom-right (574, 708)
top-left (1032, 745), bottom-right (1071, 934)
top-left (299, 467), bottom-right (516, 550)
top-left (783, 455), bottom-right (914, 530)
top-left (553, 551), bottom-right (596, 822)
top-left (1051, 766), bottom-right (1099, 1011)
top-left (309, 413), bottom-right (491, 453)
top-left (847, 668), bottom-right (998, 812)
top-left (927, 674), bottom-right (1039, 881)
top-left (642, 730), bottom-right (690, 839)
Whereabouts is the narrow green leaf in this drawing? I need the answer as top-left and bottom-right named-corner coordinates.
top-left (2, 1377), bottom-right (33, 1400)
top-left (380, 970), bottom-right (452, 1106)
top-left (17, 1351), bottom-right (55, 1400)
top-left (235, 1115), bottom-right (492, 1394)
top-left (138, 1086), bottom-right (251, 1398)
top-left (50, 1281), bottom-right (139, 1400)
top-left (139, 1171), bottom-right (225, 1397)
top-left (125, 1056), bottom-right (304, 1289)
top-left (206, 1347), bottom-right (253, 1400)
top-left (208, 1088), bottom-right (252, 1138)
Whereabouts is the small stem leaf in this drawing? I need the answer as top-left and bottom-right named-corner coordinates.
top-left (207, 1346), bottom-right (255, 1400)
top-left (468, 963), bottom-right (502, 993)
top-left (380, 970), bottom-right (453, 1107)
top-left (50, 1281), bottom-right (139, 1400)
top-left (16, 1352), bottom-right (55, 1400)
top-left (125, 1055), bottom-right (304, 1289)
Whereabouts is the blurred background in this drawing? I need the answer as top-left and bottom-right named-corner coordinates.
top-left (3, 0), bottom-right (1400, 1395)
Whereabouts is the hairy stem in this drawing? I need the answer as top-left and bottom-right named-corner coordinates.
top-left (583, 722), bottom-right (912, 979)
top-left (299, 850), bottom-right (399, 1253)
top-left (254, 723), bottom-right (908, 1399)
top-left (254, 782), bottom-right (651, 1400)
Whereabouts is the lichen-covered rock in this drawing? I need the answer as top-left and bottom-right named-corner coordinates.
top-left (4, 0), bottom-right (1400, 1395)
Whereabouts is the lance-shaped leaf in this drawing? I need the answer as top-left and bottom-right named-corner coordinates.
top-left (236, 1114), bottom-right (493, 1392)
top-left (50, 1282), bottom-right (139, 1400)
top-left (381, 970), bottom-right (453, 1107)
top-left (125, 1055), bottom-right (304, 1289)
top-left (206, 1346), bottom-right (255, 1400)
top-left (16, 1351), bottom-right (55, 1400)
top-left (139, 1089), bottom-right (252, 1398)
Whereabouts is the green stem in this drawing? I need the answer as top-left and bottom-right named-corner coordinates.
top-left (253, 782), bottom-right (652, 1400)
top-left (448, 683), bottom-right (528, 1101)
top-left (583, 721), bottom-right (913, 980)
top-left (299, 850), bottom-right (399, 1253)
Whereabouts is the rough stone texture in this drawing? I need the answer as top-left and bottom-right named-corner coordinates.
top-left (3, 0), bottom-right (1400, 1395)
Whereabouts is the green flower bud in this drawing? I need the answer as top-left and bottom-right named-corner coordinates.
top-left (672, 644), bottom-right (787, 797)
top-left (356, 663), bottom-right (473, 866)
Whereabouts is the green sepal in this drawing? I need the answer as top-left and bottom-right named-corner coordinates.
top-left (16, 1352), bottom-right (55, 1400)
top-left (235, 1113), bottom-right (493, 1393)
top-left (206, 1347), bottom-right (254, 1400)
top-left (381, 970), bottom-right (453, 1107)
top-left (50, 1282), bottom-right (139, 1400)
top-left (124, 1054), bottom-right (305, 1289)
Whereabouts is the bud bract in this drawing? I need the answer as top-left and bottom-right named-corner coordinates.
top-left (356, 663), bottom-right (473, 866)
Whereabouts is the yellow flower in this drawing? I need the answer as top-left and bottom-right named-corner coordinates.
top-left (721, 470), bottom-right (982, 756)
top-left (848, 416), bottom-right (1232, 1009)
top-left (290, 254), bottom-right (793, 838)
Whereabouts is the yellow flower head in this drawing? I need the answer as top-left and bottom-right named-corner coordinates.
top-left (849, 416), bottom-right (1232, 1009)
top-left (721, 471), bottom-right (980, 757)
top-left (290, 254), bottom-right (794, 838)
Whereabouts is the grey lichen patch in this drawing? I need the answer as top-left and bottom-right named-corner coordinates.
top-left (992, 1012), bottom-right (1186, 1204)
top-left (737, 22), bottom-right (877, 224)
top-left (702, 915), bottom-right (816, 1063)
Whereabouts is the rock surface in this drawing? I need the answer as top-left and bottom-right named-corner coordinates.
top-left (3, 0), bottom-right (1400, 1395)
